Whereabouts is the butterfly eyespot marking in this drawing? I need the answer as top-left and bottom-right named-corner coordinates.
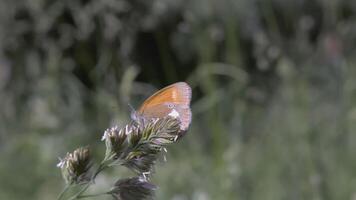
top-left (167, 103), bottom-right (175, 109)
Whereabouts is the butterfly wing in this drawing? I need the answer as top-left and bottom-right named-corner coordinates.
top-left (138, 82), bottom-right (191, 111)
top-left (137, 82), bottom-right (192, 131)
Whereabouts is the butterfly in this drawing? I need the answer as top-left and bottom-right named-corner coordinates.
top-left (132, 82), bottom-right (192, 135)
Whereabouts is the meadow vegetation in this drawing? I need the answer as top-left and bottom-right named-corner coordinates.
top-left (0, 0), bottom-right (356, 199)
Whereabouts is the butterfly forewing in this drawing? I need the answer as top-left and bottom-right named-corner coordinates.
top-left (138, 82), bottom-right (191, 111)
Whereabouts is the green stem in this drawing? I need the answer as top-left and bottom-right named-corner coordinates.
top-left (68, 183), bottom-right (92, 200)
top-left (67, 161), bottom-right (110, 200)
top-left (56, 184), bottom-right (71, 200)
top-left (77, 191), bottom-right (110, 199)
top-left (92, 163), bottom-right (107, 180)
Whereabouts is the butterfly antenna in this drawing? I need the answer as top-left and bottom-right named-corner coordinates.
top-left (128, 103), bottom-right (135, 112)
top-left (128, 103), bottom-right (139, 122)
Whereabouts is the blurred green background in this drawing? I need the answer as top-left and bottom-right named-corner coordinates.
top-left (1, 0), bottom-right (356, 199)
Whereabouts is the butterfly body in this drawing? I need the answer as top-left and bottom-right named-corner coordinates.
top-left (135, 82), bottom-right (192, 132)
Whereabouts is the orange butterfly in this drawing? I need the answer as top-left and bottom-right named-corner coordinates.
top-left (132, 82), bottom-right (192, 134)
